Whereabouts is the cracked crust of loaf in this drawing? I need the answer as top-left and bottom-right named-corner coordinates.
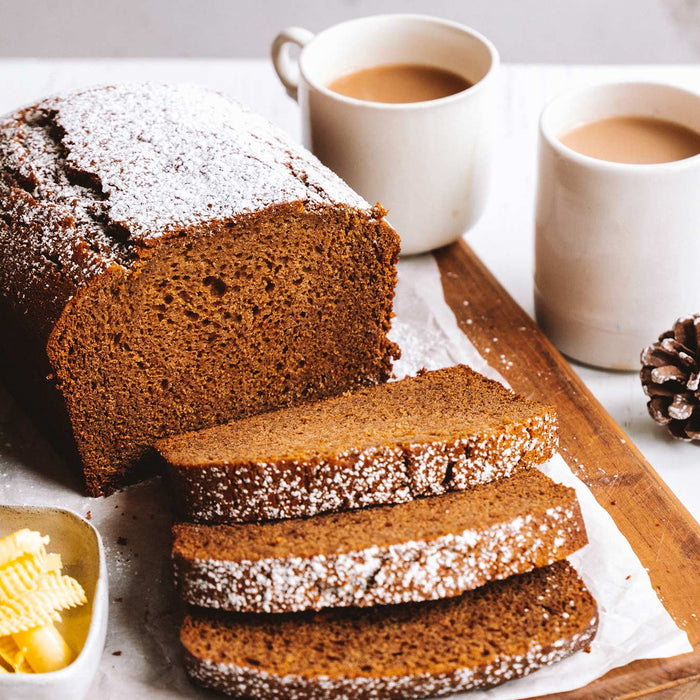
top-left (0, 83), bottom-right (400, 495)
top-left (180, 561), bottom-right (599, 700)
top-left (172, 469), bottom-right (588, 613)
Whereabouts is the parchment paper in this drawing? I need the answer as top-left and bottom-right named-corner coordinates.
top-left (0, 254), bottom-right (690, 699)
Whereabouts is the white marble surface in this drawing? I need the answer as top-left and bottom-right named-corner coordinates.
top-left (0, 58), bottom-right (696, 522)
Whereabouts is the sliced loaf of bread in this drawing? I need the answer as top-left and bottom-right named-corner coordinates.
top-left (158, 365), bottom-right (557, 523)
top-left (172, 469), bottom-right (586, 613)
top-left (0, 84), bottom-right (400, 496)
top-left (181, 560), bottom-right (598, 700)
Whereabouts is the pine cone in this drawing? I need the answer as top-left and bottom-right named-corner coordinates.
top-left (640, 314), bottom-right (700, 441)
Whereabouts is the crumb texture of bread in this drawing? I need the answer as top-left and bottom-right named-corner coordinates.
top-left (180, 560), bottom-right (598, 700)
top-left (172, 469), bottom-right (587, 613)
top-left (0, 83), bottom-right (400, 495)
top-left (158, 365), bottom-right (558, 522)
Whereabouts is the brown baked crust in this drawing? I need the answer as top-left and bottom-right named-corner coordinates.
top-left (0, 84), bottom-right (400, 494)
top-left (172, 469), bottom-right (587, 613)
top-left (158, 365), bottom-right (558, 522)
top-left (180, 560), bottom-right (598, 699)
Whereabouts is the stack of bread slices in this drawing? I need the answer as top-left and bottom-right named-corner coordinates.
top-left (156, 364), bottom-right (598, 699)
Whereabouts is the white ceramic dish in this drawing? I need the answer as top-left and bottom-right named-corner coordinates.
top-left (0, 506), bottom-right (108, 700)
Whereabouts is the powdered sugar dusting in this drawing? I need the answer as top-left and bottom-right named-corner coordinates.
top-left (187, 625), bottom-right (598, 700)
top-left (52, 83), bottom-right (370, 238)
top-left (182, 562), bottom-right (599, 699)
top-left (174, 501), bottom-right (584, 614)
top-left (171, 410), bottom-right (557, 523)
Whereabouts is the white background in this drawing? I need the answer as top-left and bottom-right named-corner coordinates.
top-left (0, 0), bottom-right (699, 63)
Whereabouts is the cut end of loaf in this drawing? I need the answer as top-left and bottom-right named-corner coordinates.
top-left (48, 205), bottom-right (399, 495)
top-left (180, 560), bottom-right (598, 699)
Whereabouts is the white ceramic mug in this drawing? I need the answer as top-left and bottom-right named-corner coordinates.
top-left (271, 14), bottom-right (499, 255)
top-left (535, 82), bottom-right (700, 370)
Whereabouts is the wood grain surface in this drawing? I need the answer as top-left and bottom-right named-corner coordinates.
top-left (434, 240), bottom-right (700, 700)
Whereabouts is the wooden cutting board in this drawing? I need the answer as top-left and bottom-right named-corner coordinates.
top-left (435, 240), bottom-right (700, 700)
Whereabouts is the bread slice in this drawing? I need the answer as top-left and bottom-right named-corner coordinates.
top-left (158, 365), bottom-right (557, 523)
top-left (181, 560), bottom-right (598, 699)
top-left (172, 469), bottom-right (586, 613)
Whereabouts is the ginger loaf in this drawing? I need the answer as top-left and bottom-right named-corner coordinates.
top-left (172, 469), bottom-right (587, 613)
top-left (181, 560), bottom-right (598, 699)
top-left (0, 83), bottom-right (400, 495)
top-left (158, 365), bottom-right (557, 522)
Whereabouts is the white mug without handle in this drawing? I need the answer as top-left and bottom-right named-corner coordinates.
top-left (271, 15), bottom-right (499, 255)
top-left (535, 82), bottom-right (700, 370)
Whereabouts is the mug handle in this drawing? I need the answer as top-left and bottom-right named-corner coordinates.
top-left (271, 27), bottom-right (314, 101)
